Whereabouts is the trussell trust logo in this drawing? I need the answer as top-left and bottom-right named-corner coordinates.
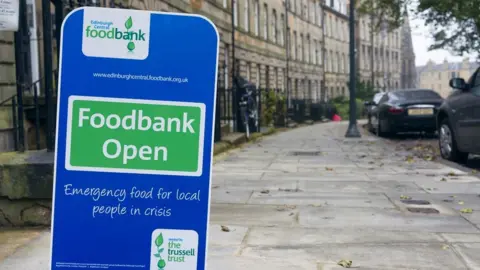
top-left (82, 8), bottom-right (150, 60)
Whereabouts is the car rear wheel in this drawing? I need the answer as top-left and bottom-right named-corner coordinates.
top-left (367, 115), bottom-right (374, 132)
top-left (439, 118), bottom-right (469, 163)
top-left (377, 117), bottom-right (391, 137)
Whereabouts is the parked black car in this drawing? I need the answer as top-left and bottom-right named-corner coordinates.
top-left (437, 72), bottom-right (480, 163)
top-left (369, 89), bottom-right (443, 136)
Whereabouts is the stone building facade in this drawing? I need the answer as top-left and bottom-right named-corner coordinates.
top-left (417, 58), bottom-right (478, 98)
top-left (29, 0), bottom-right (416, 107)
top-left (322, 1), bottom-right (349, 100)
top-left (356, 9), bottom-right (403, 91)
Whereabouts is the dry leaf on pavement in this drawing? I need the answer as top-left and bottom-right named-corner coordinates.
top-left (337, 259), bottom-right (352, 268)
top-left (260, 190), bottom-right (270, 194)
top-left (400, 195), bottom-right (412, 200)
top-left (405, 156), bottom-right (415, 163)
top-left (441, 178), bottom-right (447, 182)
top-left (460, 208), bottom-right (473, 214)
top-left (442, 244), bottom-right (450, 250)
top-left (458, 201), bottom-right (465, 205)
top-left (221, 225), bottom-right (230, 232)
top-left (325, 167), bottom-right (334, 171)
top-left (424, 155), bottom-right (433, 161)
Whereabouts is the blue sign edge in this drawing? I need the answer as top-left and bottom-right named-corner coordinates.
top-left (49, 6), bottom-right (220, 270)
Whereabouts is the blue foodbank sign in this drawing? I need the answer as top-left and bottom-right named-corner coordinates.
top-left (50, 7), bottom-right (219, 270)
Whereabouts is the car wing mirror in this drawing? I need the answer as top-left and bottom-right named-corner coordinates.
top-left (449, 78), bottom-right (467, 90)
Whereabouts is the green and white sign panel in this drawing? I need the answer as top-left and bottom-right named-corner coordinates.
top-left (66, 96), bottom-right (205, 176)
top-left (50, 7), bottom-right (219, 270)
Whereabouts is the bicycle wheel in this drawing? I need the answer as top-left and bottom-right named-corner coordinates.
top-left (248, 97), bottom-right (259, 132)
top-left (240, 106), bottom-right (250, 139)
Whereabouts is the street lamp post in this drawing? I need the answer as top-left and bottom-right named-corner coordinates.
top-left (345, 0), bottom-right (361, 138)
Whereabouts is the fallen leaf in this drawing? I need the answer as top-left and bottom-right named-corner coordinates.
top-left (260, 190), bottom-right (270, 194)
top-left (423, 155), bottom-right (433, 161)
top-left (337, 259), bottom-right (352, 268)
top-left (221, 225), bottom-right (230, 232)
top-left (450, 195), bottom-right (457, 198)
top-left (400, 195), bottom-right (412, 200)
top-left (447, 172), bottom-right (457, 177)
top-left (461, 208), bottom-right (473, 214)
top-left (458, 201), bottom-right (465, 205)
top-left (441, 178), bottom-right (447, 182)
top-left (442, 244), bottom-right (450, 250)
top-left (325, 167), bottom-right (334, 171)
top-left (405, 156), bottom-right (415, 164)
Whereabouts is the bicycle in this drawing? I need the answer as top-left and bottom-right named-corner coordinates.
top-left (238, 87), bottom-right (259, 139)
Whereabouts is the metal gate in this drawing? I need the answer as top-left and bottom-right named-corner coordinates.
top-left (11, 0), bottom-right (128, 152)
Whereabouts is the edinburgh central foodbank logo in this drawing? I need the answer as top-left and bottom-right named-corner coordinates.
top-left (85, 16), bottom-right (146, 52)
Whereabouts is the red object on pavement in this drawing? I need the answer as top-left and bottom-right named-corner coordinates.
top-left (332, 114), bottom-right (342, 121)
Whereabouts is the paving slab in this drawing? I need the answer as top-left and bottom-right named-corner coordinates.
top-left (441, 233), bottom-right (480, 243)
top-left (210, 189), bottom-right (253, 204)
top-left (209, 204), bottom-right (298, 227)
top-left (246, 227), bottom-right (443, 245)
top-left (262, 172), bottom-right (370, 181)
top-left (224, 179), bottom-right (299, 191)
top-left (242, 244), bottom-right (468, 270)
top-left (207, 255), bottom-right (318, 270)
top-left (298, 206), bottom-right (480, 233)
top-left (299, 180), bottom-right (424, 193)
top-left (0, 232), bottom-right (50, 270)
top-left (415, 182), bottom-right (480, 194)
top-left (452, 243), bottom-right (480, 269)
top-left (248, 191), bottom-right (394, 208)
top-left (0, 229), bottom-right (45, 261)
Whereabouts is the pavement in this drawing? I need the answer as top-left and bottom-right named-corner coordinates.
top-left (3, 121), bottom-right (480, 269)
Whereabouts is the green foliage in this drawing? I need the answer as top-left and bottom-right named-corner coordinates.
top-left (261, 89), bottom-right (279, 127)
top-left (357, 0), bottom-right (404, 32)
top-left (356, 77), bottom-right (376, 101)
top-left (358, 0), bottom-right (480, 58)
top-left (332, 98), bottom-right (365, 120)
top-left (346, 74), bottom-right (376, 101)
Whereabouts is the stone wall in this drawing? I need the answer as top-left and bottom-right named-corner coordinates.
top-left (0, 150), bottom-right (53, 227)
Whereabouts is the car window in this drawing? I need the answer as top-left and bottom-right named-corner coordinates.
top-left (470, 68), bottom-right (480, 96)
top-left (391, 90), bottom-right (442, 100)
top-left (373, 93), bottom-right (383, 104)
top-left (378, 94), bottom-right (388, 104)
top-left (473, 70), bottom-right (480, 87)
top-left (467, 68), bottom-right (479, 86)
